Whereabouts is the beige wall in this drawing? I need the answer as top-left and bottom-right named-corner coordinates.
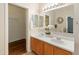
top-left (0, 3), bottom-right (5, 54)
top-left (74, 4), bottom-right (79, 55)
top-left (8, 4), bottom-right (26, 42)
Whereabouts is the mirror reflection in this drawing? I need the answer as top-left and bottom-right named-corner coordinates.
top-left (31, 5), bottom-right (74, 35)
top-left (45, 5), bottom-right (74, 33)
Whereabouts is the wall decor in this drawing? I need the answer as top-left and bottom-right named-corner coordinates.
top-left (57, 17), bottom-right (64, 24)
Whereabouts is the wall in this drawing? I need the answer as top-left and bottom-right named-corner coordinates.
top-left (0, 3), bottom-right (5, 54)
top-left (74, 4), bottom-right (79, 55)
top-left (8, 4), bottom-right (26, 42)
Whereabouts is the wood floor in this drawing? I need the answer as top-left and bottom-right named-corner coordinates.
top-left (9, 39), bottom-right (26, 55)
top-left (23, 52), bottom-right (35, 55)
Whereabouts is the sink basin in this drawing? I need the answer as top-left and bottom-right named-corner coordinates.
top-left (51, 37), bottom-right (64, 43)
top-left (51, 39), bottom-right (64, 43)
top-left (37, 33), bottom-right (67, 44)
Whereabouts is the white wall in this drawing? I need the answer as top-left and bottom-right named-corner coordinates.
top-left (74, 4), bottom-right (79, 55)
top-left (8, 4), bottom-right (26, 43)
top-left (0, 3), bottom-right (5, 55)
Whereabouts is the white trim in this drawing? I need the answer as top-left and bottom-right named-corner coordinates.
top-left (4, 3), bottom-right (30, 55)
top-left (4, 3), bottom-right (8, 55)
top-left (10, 3), bottom-right (31, 53)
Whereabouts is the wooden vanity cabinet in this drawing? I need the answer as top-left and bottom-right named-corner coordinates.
top-left (44, 42), bottom-right (54, 55)
top-left (31, 37), bottom-right (44, 55)
top-left (31, 37), bottom-right (72, 55)
top-left (31, 37), bottom-right (37, 52)
top-left (53, 46), bottom-right (72, 55)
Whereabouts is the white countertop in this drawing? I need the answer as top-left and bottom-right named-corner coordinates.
top-left (31, 32), bottom-right (74, 53)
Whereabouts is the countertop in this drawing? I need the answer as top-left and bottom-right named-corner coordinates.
top-left (31, 32), bottom-right (74, 53)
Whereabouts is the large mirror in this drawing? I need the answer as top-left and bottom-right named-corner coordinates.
top-left (44, 5), bottom-right (74, 34)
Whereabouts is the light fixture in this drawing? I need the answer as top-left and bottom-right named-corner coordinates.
top-left (43, 3), bottom-right (66, 11)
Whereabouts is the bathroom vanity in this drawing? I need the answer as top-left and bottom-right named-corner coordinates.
top-left (31, 32), bottom-right (74, 55)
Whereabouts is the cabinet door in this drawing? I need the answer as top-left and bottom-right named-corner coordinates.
top-left (35, 39), bottom-right (44, 55)
top-left (54, 46), bottom-right (72, 55)
top-left (31, 37), bottom-right (37, 52)
top-left (31, 37), bottom-right (44, 55)
top-left (44, 42), bottom-right (53, 55)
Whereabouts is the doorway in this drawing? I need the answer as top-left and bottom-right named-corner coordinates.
top-left (8, 4), bottom-right (27, 55)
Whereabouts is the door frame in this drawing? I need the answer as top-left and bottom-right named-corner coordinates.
top-left (4, 3), bottom-right (29, 55)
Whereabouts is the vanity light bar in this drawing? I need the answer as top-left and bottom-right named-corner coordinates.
top-left (43, 3), bottom-right (72, 12)
top-left (43, 3), bottom-right (66, 11)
